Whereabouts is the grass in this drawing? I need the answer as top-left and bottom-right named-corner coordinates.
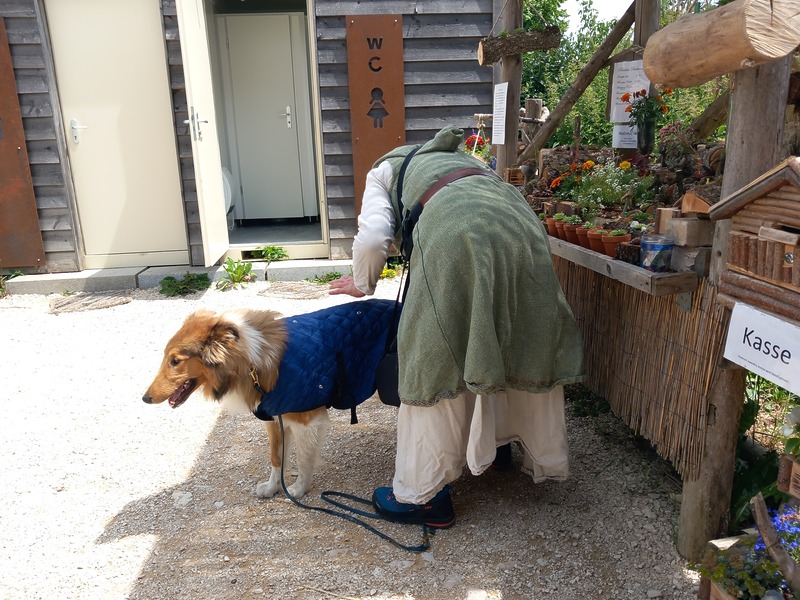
top-left (159, 272), bottom-right (211, 297)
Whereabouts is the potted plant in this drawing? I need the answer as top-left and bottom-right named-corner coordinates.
top-left (587, 227), bottom-right (607, 253)
top-left (544, 213), bottom-right (558, 236)
top-left (576, 221), bottom-right (594, 249)
top-left (553, 212), bottom-right (567, 240)
top-left (563, 214), bottom-right (583, 244)
top-left (601, 229), bottom-right (631, 258)
top-left (620, 86), bottom-right (672, 156)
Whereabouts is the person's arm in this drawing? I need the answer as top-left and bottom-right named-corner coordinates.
top-left (330, 161), bottom-right (395, 296)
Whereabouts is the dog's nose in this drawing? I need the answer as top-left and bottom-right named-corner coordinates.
top-left (142, 394), bottom-right (153, 404)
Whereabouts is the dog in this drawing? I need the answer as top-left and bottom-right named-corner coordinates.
top-left (142, 300), bottom-right (397, 499)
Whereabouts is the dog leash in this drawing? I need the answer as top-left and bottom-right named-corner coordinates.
top-left (275, 415), bottom-right (435, 553)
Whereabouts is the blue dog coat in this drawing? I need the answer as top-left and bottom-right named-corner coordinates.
top-left (253, 299), bottom-right (398, 423)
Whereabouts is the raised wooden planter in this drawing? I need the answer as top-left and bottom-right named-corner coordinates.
top-left (777, 453), bottom-right (800, 498)
top-left (549, 236), bottom-right (699, 297)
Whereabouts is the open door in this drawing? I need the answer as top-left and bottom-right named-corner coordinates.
top-left (175, 0), bottom-right (229, 266)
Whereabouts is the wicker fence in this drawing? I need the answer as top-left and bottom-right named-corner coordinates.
top-left (554, 257), bottom-right (731, 480)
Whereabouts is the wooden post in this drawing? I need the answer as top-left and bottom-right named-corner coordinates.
top-left (677, 55), bottom-right (792, 561)
top-left (494, 0), bottom-right (523, 175)
top-left (634, 0), bottom-right (660, 47)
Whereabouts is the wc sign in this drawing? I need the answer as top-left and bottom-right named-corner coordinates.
top-left (723, 302), bottom-right (800, 395)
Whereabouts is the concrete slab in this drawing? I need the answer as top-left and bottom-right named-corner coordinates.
top-left (266, 259), bottom-right (352, 282)
top-left (5, 267), bottom-right (145, 295)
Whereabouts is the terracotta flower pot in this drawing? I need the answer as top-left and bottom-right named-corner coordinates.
top-left (587, 229), bottom-right (606, 253)
top-left (601, 233), bottom-right (631, 258)
top-left (576, 226), bottom-right (591, 249)
top-left (554, 220), bottom-right (566, 240)
top-left (545, 217), bottom-right (558, 237)
top-left (563, 224), bottom-right (581, 244)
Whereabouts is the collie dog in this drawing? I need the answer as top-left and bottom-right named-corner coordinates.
top-left (142, 308), bottom-right (329, 499)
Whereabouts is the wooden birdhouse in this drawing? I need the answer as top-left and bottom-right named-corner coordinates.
top-left (708, 157), bottom-right (800, 323)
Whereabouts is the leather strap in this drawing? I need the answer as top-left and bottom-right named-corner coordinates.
top-left (419, 167), bottom-right (499, 208)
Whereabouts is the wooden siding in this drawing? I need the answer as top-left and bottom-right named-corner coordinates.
top-left (2, 0), bottom-right (82, 272)
top-left (316, 1), bottom-right (494, 258)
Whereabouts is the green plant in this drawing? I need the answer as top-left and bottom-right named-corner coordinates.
top-left (553, 212), bottom-right (566, 221)
top-left (0, 270), bottom-right (22, 298)
top-left (606, 229), bottom-right (628, 237)
top-left (380, 266), bottom-right (398, 279)
top-left (658, 120), bottom-right (699, 168)
top-left (159, 272), bottom-right (211, 297)
top-left (575, 160), bottom-right (656, 217)
top-left (549, 160), bottom-right (596, 202)
top-left (216, 258), bottom-right (256, 291)
top-left (564, 214), bottom-right (583, 225)
top-left (253, 245), bottom-right (288, 264)
top-left (697, 534), bottom-right (785, 599)
top-left (306, 271), bottom-right (342, 285)
top-left (621, 87), bottom-right (672, 129)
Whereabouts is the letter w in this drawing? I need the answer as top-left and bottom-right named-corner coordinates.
top-left (367, 37), bottom-right (383, 50)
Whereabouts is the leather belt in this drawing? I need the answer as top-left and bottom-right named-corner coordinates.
top-left (418, 167), bottom-right (500, 208)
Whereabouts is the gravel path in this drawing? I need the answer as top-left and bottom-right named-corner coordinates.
top-left (0, 278), bottom-right (701, 599)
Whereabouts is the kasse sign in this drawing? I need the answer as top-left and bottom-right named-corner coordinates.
top-left (723, 302), bottom-right (800, 396)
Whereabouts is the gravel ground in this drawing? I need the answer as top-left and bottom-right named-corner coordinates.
top-left (0, 277), bottom-right (701, 600)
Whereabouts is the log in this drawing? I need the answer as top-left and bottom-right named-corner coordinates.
top-left (517, 1), bottom-right (636, 165)
top-left (643, 0), bottom-right (800, 89)
top-left (477, 26), bottom-right (562, 66)
top-left (751, 492), bottom-right (800, 596)
top-left (689, 91), bottom-right (730, 141)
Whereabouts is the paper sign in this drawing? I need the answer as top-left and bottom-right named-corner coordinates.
top-left (723, 302), bottom-right (800, 395)
top-left (492, 82), bottom-right (508, 145)
top-left (612, 124), bottom-right (637, 149)
top-left (609, 60), bottom-right (651, 124)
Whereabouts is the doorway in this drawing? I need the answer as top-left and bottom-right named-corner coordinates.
top-left (211, 7), bottom-right (324, 253)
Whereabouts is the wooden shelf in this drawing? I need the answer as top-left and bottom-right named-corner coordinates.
top-left (549, 237), bottom-right (699, 297)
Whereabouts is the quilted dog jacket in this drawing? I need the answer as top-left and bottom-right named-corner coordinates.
top-left (253, 299), bottom-right (398, 421)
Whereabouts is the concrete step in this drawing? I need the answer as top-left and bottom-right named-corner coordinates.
top-left (4, 259), bottom-right (353, 295)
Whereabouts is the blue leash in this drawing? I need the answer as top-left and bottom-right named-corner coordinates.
top-left (275, 415), bottom-right (435, 553)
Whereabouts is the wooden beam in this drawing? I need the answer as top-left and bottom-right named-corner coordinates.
top-left (677, 55), bottom-right (793, 562)
top-left (494, 0), bottom-right (523, 174)
top-left (477, 26), bottom-right (561, 67)
top-left (643, 0), bottom-right (800, 89)
top-left (689, 91), bottom-right (730, 141)
top-left (517, 1), bottom-right (635, 166)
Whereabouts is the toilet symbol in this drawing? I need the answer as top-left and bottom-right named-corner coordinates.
top-left (367, 88), bottom-right (389, 128)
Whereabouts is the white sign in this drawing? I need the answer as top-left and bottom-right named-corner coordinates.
top-left (612, 124), bottom-right (638, 149)
top-left (609, 60), bottom-right (651, 124)
top-left (723, 302), bottom-right (800, 396)
top-left (492, 82), bottom-right (508, 145)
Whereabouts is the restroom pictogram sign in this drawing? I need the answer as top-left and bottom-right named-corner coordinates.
top-left (346, 14), bottom-right (406, 213)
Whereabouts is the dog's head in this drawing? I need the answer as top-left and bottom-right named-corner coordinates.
top-left (142, 309), bottom-right (285, 409)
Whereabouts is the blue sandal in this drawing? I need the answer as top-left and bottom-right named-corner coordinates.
top-left (372, 485), bottom-right (455, 529)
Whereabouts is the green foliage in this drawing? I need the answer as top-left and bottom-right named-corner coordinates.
top-left (696, 535), bottom-right (784, 600)
top-left (564, 214), bottom-right (582, 225)
top-left (0, 270), bottom-right (22, 298)
top-left (216, 258), bottom-right (256, 291)
top-left (573, 160), bottom-right (655, 219)
top-left (306, 272), bottom-right (342, 284)
top-left (159, 272), bottom-right (211, 297)
top-left (252, 245), bottom-right (288, 264)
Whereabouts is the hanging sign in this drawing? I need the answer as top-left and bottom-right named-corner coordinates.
top-left (346, 15), bottom-right (405, 213)
top-left (723, 302), bottom-right (800, 396)
top-left (608, 59), bottom-right (650, 124)
top-left (491, 82), bottom-right (508, 146)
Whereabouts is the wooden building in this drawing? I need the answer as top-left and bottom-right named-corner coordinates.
top-left (0, 0), bottom-right (495, 274)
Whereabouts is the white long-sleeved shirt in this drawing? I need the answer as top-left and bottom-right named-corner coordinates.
top-left (352, 160), bottom-right (397, 295)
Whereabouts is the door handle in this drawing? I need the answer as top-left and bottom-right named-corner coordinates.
top-left (184, 107), bottom-right (209, 141)
top-left (70, 118), bottom-right (88, 144)
top-left (279, 106), bottom-right (292, 128)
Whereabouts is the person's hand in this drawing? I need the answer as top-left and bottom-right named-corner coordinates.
top-left (329, 275), bottom-right (366, 297)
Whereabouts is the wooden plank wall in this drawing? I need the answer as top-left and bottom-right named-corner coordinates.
top-left (1, 0), bottom-right (81, 272)
top-left (315, 0), bottom-right (494, 258)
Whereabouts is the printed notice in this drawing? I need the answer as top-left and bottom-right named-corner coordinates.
top-left (609, 60), bottom-right (651, 124)
top-left (612, 124), bottom-right (637, 149)
top-left (492, 82), bottom-right (508, 145)
top-left (723, 302), bottom-right (800, 396)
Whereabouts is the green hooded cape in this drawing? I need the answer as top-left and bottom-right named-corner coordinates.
top-left (374, 126), bottom-right (584, 406)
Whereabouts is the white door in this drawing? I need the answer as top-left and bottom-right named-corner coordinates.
top-left (220, 14), bottom-right (318, 220)
top-left (44, 0), bottom-right (189, 269)
top-left (175, 0), bottom-right (230, 266)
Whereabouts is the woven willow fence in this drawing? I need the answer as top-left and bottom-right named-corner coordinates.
top-left (553, 257), bottom-right (731, 480)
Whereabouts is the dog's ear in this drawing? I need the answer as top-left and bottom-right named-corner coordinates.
top-left (201, 320), bottom-right (240, 365)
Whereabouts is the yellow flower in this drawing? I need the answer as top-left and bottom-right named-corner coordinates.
top-left (619, 161), bottom-right (631, 170)
top-left (582, 160), bottom-right (596, 170)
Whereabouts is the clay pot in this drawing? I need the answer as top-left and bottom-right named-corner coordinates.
top-left (545, 217), bottom-right (558, 237)
top-left (587, 229), bottom-right (606, 253)
top-left (576, 226), bottom-right (592, 249)
top-left (563, 224), bottom-right (581, 244)
top-left (554, 220), bottom-right (566, 240)
top-left (601, 233), bottom-right (632, 258)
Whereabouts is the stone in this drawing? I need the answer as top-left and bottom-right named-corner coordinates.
top-left (665, 218), bottom-right (715, 247)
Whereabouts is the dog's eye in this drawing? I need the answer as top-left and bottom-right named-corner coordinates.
top-left (169, 357), bottom-right (181, 367)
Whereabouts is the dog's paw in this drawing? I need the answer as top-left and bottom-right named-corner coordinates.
top-left (255, 481), bottom-right (279, 499)
top-left (286, 482), bottom-right (309, 499)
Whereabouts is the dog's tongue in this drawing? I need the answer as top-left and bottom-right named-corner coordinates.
top-left (168, 380), bottom-right (193, 408)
